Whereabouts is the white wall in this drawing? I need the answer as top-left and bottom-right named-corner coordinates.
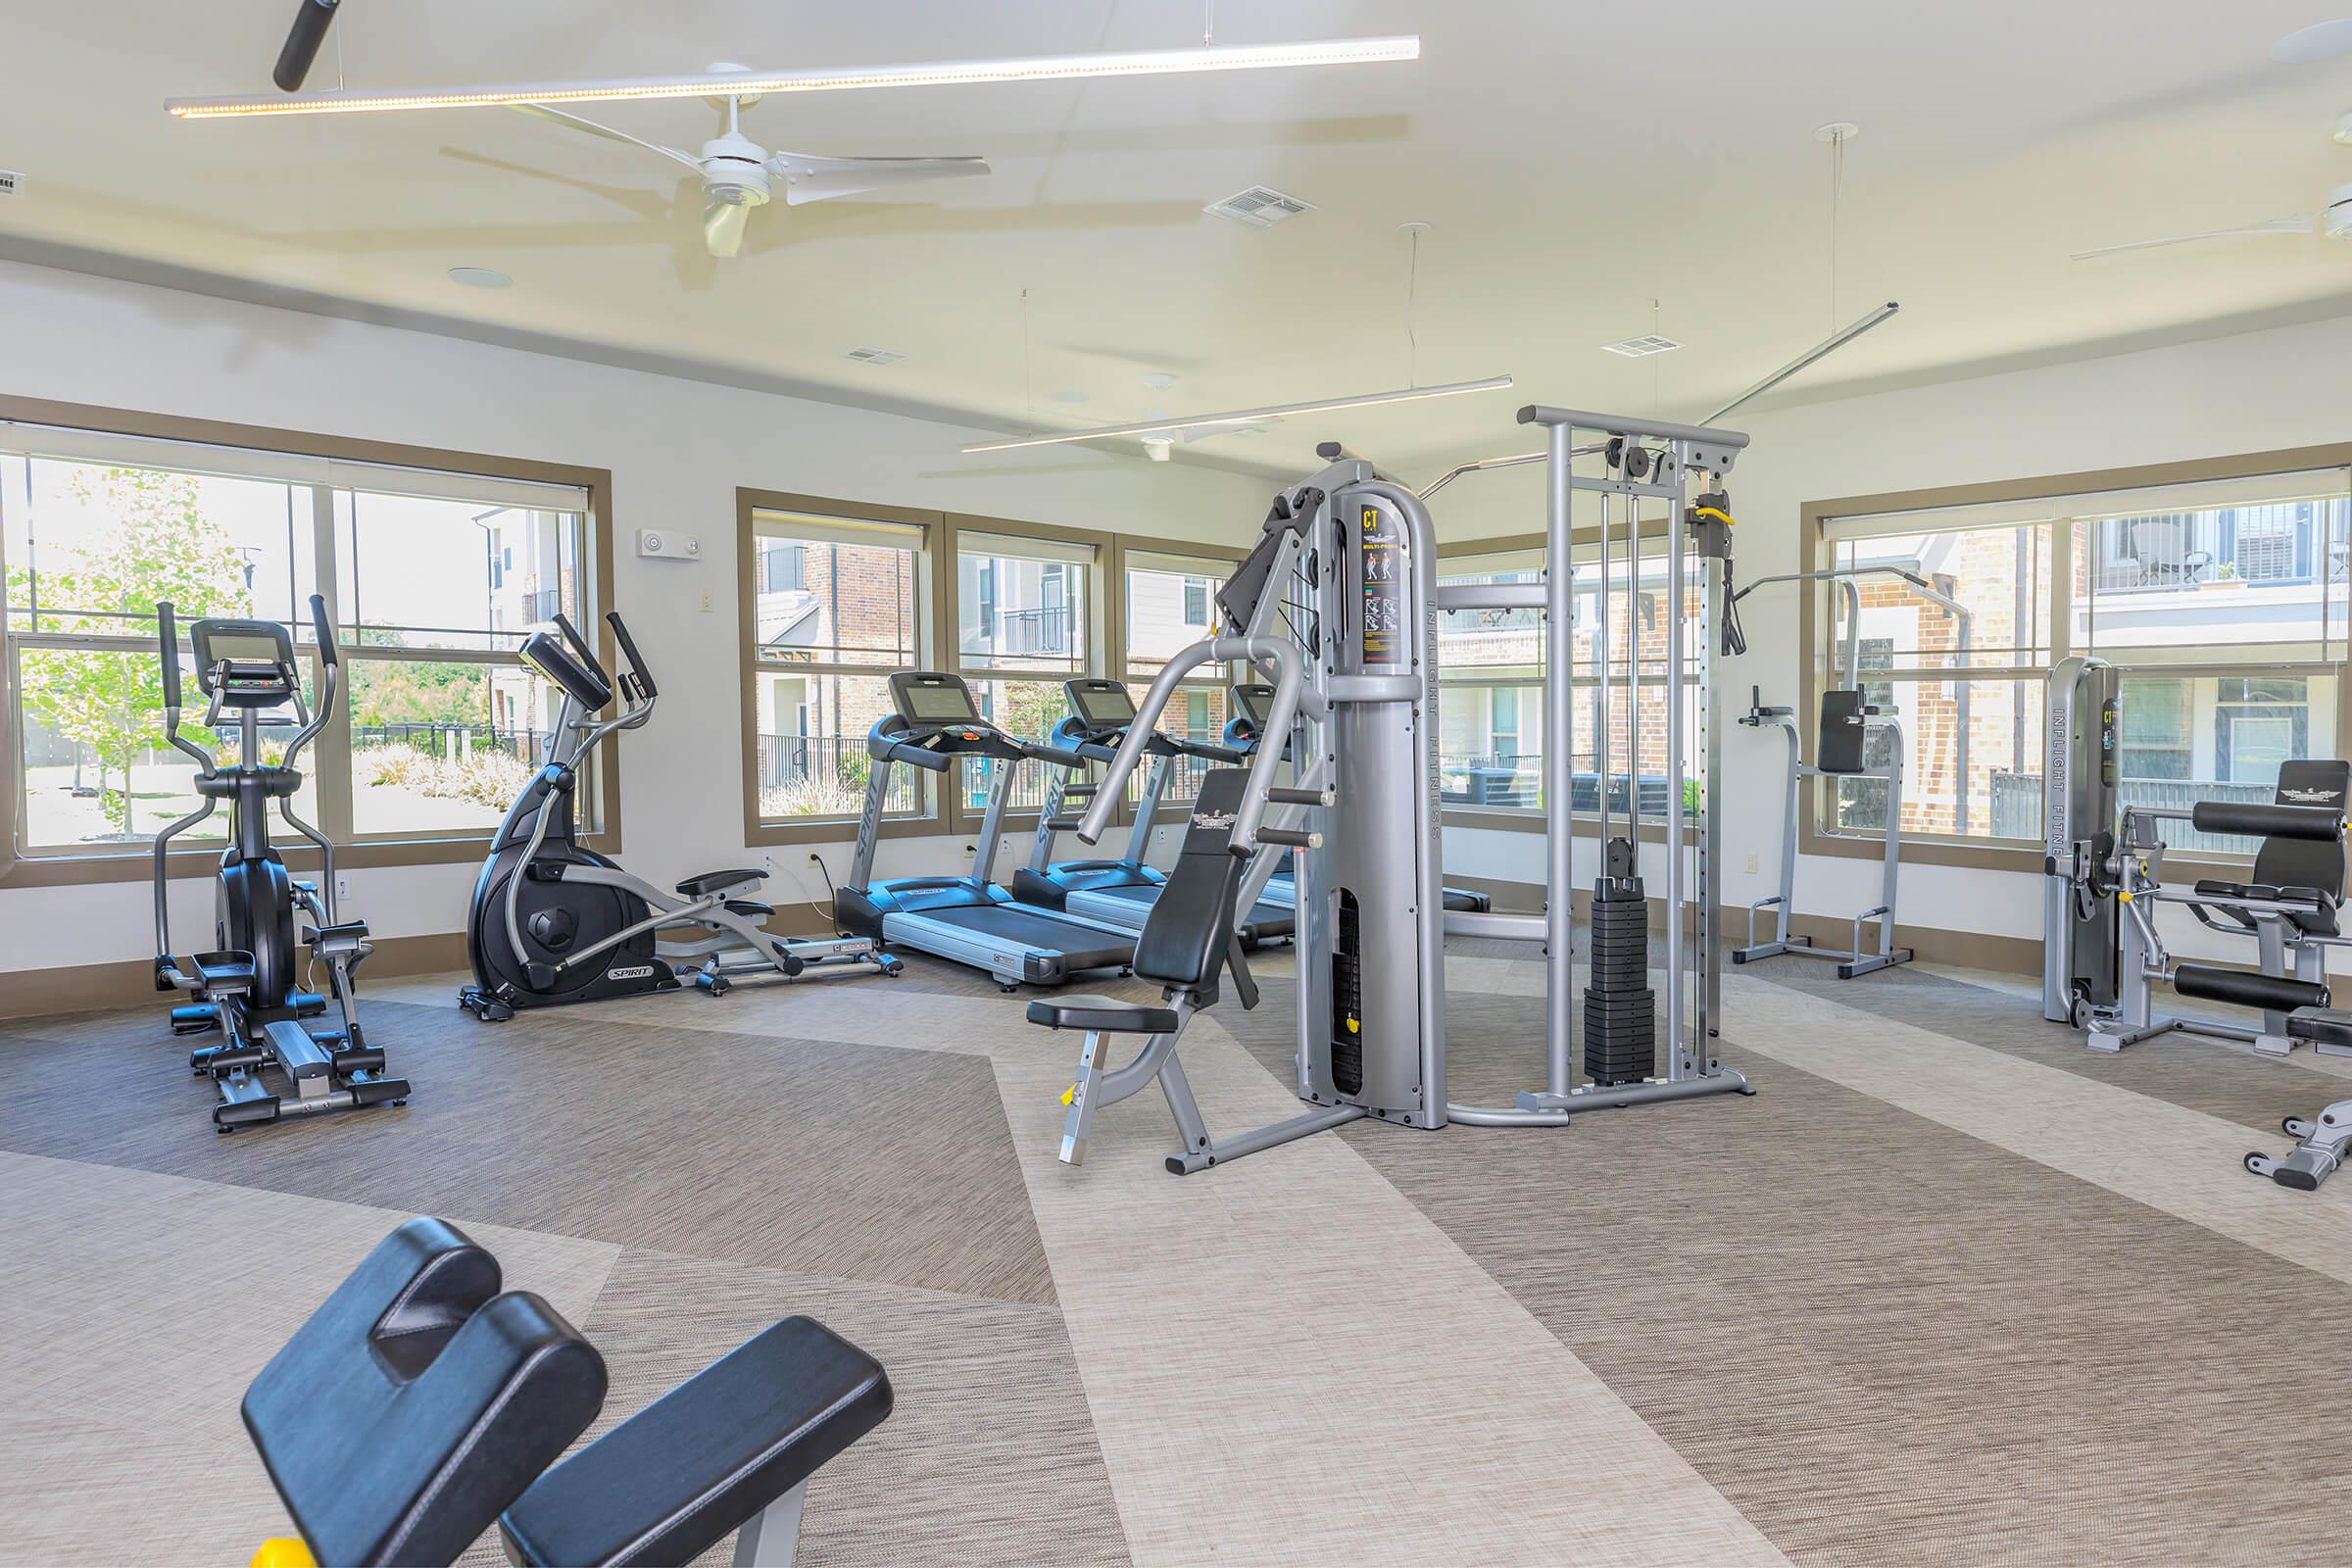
top-left (1442, 311), bottom-right (2352, 970)
top-left (0, 260), bottom-right (1272, 972)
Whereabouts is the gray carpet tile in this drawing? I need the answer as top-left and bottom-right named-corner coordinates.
top-left (1219, 975), bottom-right (2352, 1568)
top-left (1742, 956), bottom-right (2352, 1135)
top-left (457, 1246), bottom-right (1133, 1568)
top-left (0, 998), bottom-right (1057, 1305)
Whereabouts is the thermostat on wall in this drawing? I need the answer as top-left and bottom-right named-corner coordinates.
top-left (638, 529), bottom-right (700, 561)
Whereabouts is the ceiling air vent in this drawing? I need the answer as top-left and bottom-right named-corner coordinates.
top-left (1601, 334), bottom-right (1682, 358)
top-left (0, 171), bottom-right (21, 196)
top-left (1205, 185), bottom-right (1316, 227)
top-left (843, 346), bottom-right (906, 366)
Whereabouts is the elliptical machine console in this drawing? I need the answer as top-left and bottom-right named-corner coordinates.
top-left (459, 612), bottom-right (896, 1021)
top-left (153, 595), bottom-right (409, 1131)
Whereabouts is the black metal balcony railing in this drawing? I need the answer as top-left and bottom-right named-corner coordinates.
top-left (965, 606), bottom-right (1074, 658)
top-left (522, 588), bottom-right (564, 624)
top-left (2090, 508), bottom-right (2335, 595)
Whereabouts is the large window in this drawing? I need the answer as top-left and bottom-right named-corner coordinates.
top-left (1122, 548), bottom-right (1236, 807)
top-left (956, 529), bottom-right (1095, 816)
top-left (1814, 461), bottom-right (2348, 860)
top-left (1, 421), bottom-right (593, 861)
top-left (744, 508), bottom-right (925, 828)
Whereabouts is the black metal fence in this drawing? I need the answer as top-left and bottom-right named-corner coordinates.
top-left (1989, 769), bottom-right (2276, 856)
top-left (352, 722), bottom-right (552, 761)
top-left (757, 732), bottom-right (915, 815)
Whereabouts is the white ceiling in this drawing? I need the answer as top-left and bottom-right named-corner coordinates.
top-left (4, 1), bottom-right (2352, 482)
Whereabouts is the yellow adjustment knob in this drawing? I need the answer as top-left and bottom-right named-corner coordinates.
top-left (1060, 1084), bottom-right (1076, 1106)
top-left (252, 1541), bottom-right (318, 1568)
top-left (1347, 1017), bottom-right (1360, 1034)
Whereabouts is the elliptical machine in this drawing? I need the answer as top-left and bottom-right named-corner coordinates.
top-left (154, 596), bottom-right (410, 1132)
top-left (459, 612), bottom-right (897, 1021)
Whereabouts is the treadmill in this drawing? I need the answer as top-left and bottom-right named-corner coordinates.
top-left (835, 671), bottom-right (1140, 991)
top-left (1015, 678), bottom-right (1295, 947)
top-left (1226, 682), bottom-right (1493, 916)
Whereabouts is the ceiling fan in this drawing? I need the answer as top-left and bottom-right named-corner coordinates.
top-left (1131, 374), bottom-right (1275, 463)
top-left (504, 87), bottom-right (985, 259)
top-left (2070, 186), bottom-right (2352, 262)
top-left (2074, 24), bottom-right (2352, 262)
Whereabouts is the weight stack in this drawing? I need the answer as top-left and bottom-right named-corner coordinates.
top-left (1584, 873), bottom-right (1655, 1087)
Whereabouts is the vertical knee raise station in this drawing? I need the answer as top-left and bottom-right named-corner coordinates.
top-left (1725, 564), bottom-right (1965, 978)
top-left (1029, 407), bottom-right (1755, 1172)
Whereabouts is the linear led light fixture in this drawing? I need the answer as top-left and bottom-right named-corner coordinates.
top-left (959, 375), bottom-right (1513, 456)
top-left (167, 35), bottom-right (1421, 119)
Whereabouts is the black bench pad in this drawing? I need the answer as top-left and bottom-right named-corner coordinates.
top-left (677, 869), bottom-right (765, 898)
top-left (2288, 1006), bottom-right (2352, 1051)
top-left (2192, 879), bottom-right (2336, 908)
top-left (499, 1315), bottom-right (891, 1568)
top-left (244, 1218), bottom-right (607, 1568)
top-left (1027, 995), bottom-right (1181, 1035)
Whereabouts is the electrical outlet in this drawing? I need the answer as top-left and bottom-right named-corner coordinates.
top-left (760, 851), bottom-right (774, 872)
top-left (335, 875), bottom-right (351, 901)
top-left (1155, 826), bottom-right (1170, 849)
top-left (1742, 851), bottom-right (1758, 875)
top-left (700, 589), bottom-right (714, 612)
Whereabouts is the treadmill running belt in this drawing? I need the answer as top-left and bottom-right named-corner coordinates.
top-left (912, 905), bottom-right (1136, 970)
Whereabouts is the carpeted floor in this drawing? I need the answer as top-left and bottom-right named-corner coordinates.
top-left (2, 940), bottom-right (2348, 1567)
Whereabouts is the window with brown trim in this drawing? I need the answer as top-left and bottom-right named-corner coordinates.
top-left (1806, 455), bottom-right (2351, 863)
top-left (0, 416), bottom-right (601, 866)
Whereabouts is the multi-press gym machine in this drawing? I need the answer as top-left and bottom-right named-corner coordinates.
top-left (1025, 406), bottom-right (1755, 1172)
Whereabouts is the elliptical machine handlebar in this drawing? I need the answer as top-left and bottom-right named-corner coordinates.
top-left (280, 594), bottom-right (341, 776)
top-left (607, 611), bottom-right (657, 702)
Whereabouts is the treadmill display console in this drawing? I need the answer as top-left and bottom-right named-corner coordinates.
top-left (1068, 681), bottom-right (1137, 730)
top-left (901, 683), bottom-right (980, 722)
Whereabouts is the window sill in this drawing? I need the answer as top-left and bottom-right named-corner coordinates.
top-left (0, 830), bottom-right (625, 890)
top-left (1802, 827), bottom-right (2253, 883)
top-left (747, 813), bottom-right (944, 847)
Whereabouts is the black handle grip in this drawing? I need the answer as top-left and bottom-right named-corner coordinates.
top-left (607, 612), bottom-right (656, 700)
top-left (552, 612), bottom-right (607, 682)
top-left (272, 0), bottom-right (341, 93)
top-left (1181, 739), bottom-right (1249, 763)
top-left (1266, 786), bottom-right (1330, 807)
top-left (2189, 800), bottom-right (2343, 843)
top-left (1256, 828), bottom-right (1320, 849)
top-left (1027, 741), bottom-right (1089, 770)
top-left (158, 601), bottom-right (180, 709)
top-left (891, 740), bottom-right (955, 774)
top-left (307, 593), bottom-right (337, 667)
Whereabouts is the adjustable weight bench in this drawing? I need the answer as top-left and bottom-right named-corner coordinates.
top-left (241, 1217), bottom-right (892, 1567)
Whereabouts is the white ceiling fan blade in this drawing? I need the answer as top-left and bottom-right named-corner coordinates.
top-left (704, 198), bottom-right (753, 258)
top-left (2071, 217), bottom-right (2314, 262)
top-left (2273, 18), bottom-right (2352, 64)
top-left (1181, 420), bottom-right (1276, 443)
top-left (767, 153), bottom-right (989, 206)
top-left (512, 103), bottom-right (703, 171)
